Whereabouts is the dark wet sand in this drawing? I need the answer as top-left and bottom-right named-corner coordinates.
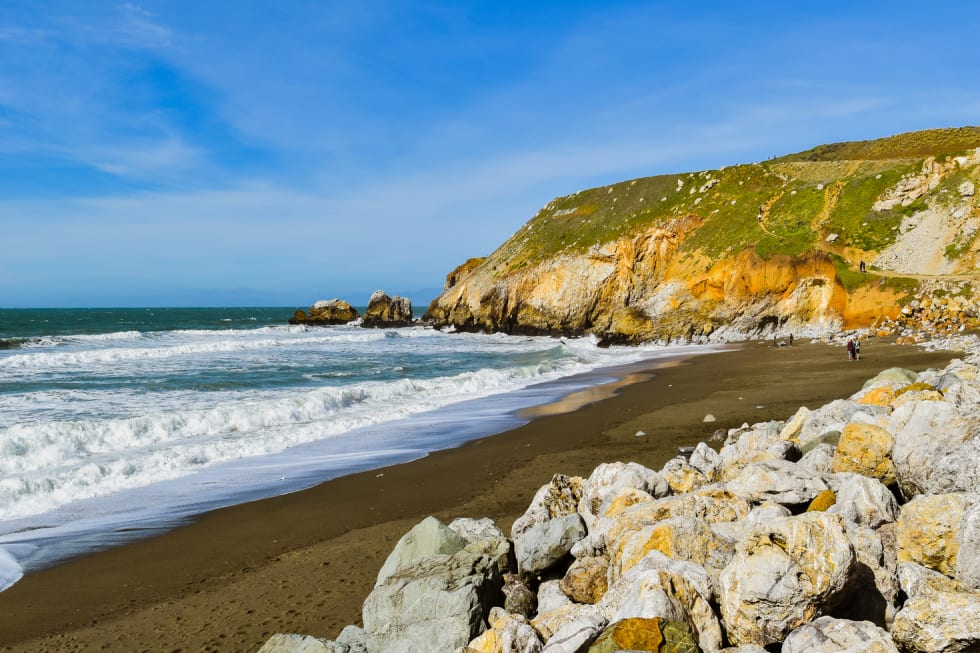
top-left (0, 338), bottom-right (960, 652)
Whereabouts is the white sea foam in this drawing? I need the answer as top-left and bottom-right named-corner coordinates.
top-left (0, 547), bottom-right (22, 592)
top-left (0, 331), bottom-right (389, 371)
top-left (0, 354), bottom-right (605, 520)
top-left (0, 317), bottom-right (726, 571)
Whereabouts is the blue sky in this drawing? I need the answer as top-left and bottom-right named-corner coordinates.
top-left (2, 1), bottom-right (979, 307)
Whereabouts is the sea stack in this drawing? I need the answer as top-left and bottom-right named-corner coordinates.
top-left (288, 299), bottom-right (360, 325)
top-left (362, 290), bottom-right (414, 328)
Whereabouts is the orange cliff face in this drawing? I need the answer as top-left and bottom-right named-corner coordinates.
top-left (425, 226), bottom-right (911, 342)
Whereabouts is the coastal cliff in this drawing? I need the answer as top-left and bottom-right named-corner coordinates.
top-left (426, 127), bottom-right (980, 342)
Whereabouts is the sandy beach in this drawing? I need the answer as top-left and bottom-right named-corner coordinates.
top-left (0, 337), bottom-right (961, 652)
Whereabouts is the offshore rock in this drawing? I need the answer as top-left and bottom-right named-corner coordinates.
top-left (660, 457), bottom-right (711, 494)
top-left (363, 551), bottom-right (503, 653)
top-left (361, 290), bottom-right (413, 327)
top-left (719, 512), bottom-right (856, 646)
top-left (335, 626), bottom-right (366, 653)
top-left (289, 299), bottom-right (359, 325)
top-left (781, 616), bottom-right (898, 653)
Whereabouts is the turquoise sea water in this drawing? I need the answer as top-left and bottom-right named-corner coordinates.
top-left (0, 307), bottom-right (720, 590)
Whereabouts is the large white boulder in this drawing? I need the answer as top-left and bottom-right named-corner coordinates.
top-left (718, 512), bottom-right (856, 646)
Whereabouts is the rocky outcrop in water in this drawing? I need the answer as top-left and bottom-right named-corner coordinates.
top-left (289, 299), bottom-right (359, 325)
top-left (260, 351), bottom-right (980, 652)
top-left (362, 291), bottom-right (413, 328)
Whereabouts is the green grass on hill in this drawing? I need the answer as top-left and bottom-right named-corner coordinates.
top-left (777, 126), bottom-right (980, 163)
top-left (480, 126), bottom-right (980, 288)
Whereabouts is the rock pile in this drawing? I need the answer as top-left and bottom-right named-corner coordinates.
top-left (872, 291), bottom-right (980, 340)
top-left (259, 357), bottom-right (980, 652)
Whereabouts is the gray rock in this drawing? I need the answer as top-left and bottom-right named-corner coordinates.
top-left (958, 501), bottom-right (980, 590)
top-left (688, 442), bottom-right (721, 479)
top-left (797, 400), bottom-right (889, 445)
top-left (827, 473), bottom-right (900, 529)
top-left (375, 515), bottom-right (469, 586)
top-left (725, 459), bottom-right (828, 506)
top-left (719, 512), bottom-right (857, 646)
top-left (515, 514), bottom-right (586, 576)
top-left (861, 367), bottom-right (919, 390)
top-left (335, 625), bottom-right (366, 653)
top-left (797, 442), bottom-right (836, 474)
top-left (890, 399), bottom-right (980, 498)
top-left (891, 565), bottom-right (980, 653)
top-left (503, 574), bottom-right (537, 618)
top-left (782, 616), bottom-right (898, 653)
top-left (538, 579), bottom-right (574, 614)
top-left (363, 551), bottom-right (502, 653)
top-left (577, 462), bottom-right (667, 529)
top-left (257, 633), bottom-right (347, 653)
top-left (450, 517), bottom-right (506, 543)
top-left (513, 474), bottom-right (586, 539)
top-left (541, 614), bottom-right (607, 653)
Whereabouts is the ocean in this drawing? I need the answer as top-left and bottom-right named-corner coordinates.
top-left (0, 307), bottom-right (720, 591)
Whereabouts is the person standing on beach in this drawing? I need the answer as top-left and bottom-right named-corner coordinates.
top-left (789, 333), bottom-right (793, 346)
top-left (847, 339), bottom-right (855, 361)
top-left (854, 338), bottom-right (861, 360)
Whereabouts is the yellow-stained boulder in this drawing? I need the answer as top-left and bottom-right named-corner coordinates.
top-left (603, 488), bottom-right (750, 552)
top-left (511, 474), bottom-right (585, 539)
top-left (807, 489), bottom-right (837, 512)
top-left (890, 388), bottom-right (945, 409)
top-left (896, 492), bottom-right (970, 576)
top-left (858, 386), bottom-right (896, 407)
top-left (609, 516), bottom-right (734, 583)
top-left (660, 457), bottom-right (711, 494)
top-left (462, 607), bottom-right (542, 653)
top-left (602, 487), bottom-right (656, 520)
top-left (560, 556), bottom-right (609, 605)
top-left (831, 423), bottom-right (897, 485)
top-left (587, 617), bottom-right (699, 653)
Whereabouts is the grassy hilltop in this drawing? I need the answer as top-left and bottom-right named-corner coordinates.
top-left (427, 127), bottom-right (980, 341)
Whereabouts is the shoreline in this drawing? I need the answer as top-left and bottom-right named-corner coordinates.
top-left (0, 338), bottom-right (962, 651)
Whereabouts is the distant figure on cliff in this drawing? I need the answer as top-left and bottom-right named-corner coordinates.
top-left (859, 260), bottom-right (867, 273)
top-left (847, 339), bottom-right (856, 361)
